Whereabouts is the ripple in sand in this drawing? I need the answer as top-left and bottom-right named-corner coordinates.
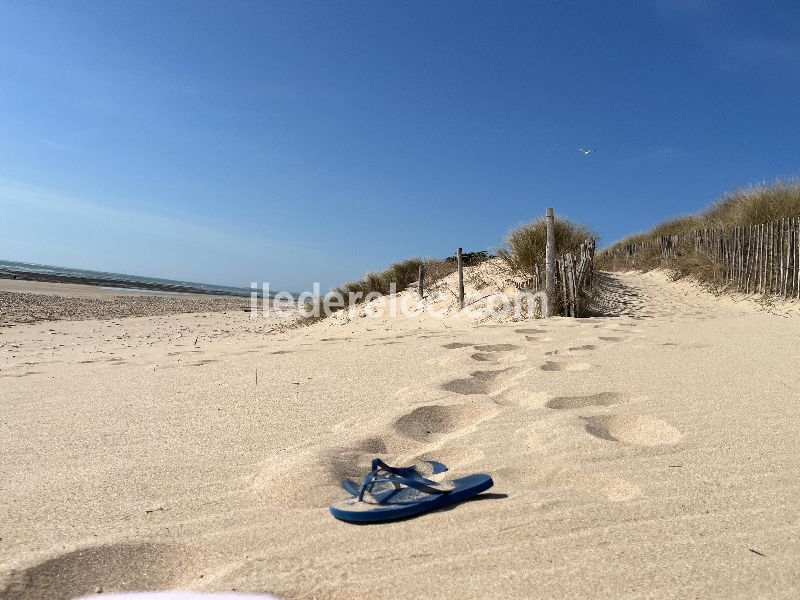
top-left (2, 371), bottom-right (43, 377)
top-left (563, 473), bottom-right (642, 502)
top-left (540, 361), bottom-right (593, 372)
top-left (472, 343), bottom-right (519, 353)
top-left (545, 345), bottom-right (597, 357)
top-left (191, 359), bottom-right (219, 366)
top-left (409, 446), bottom-right (485, 470)
top-left (583, 414), bottom-right (681, 446)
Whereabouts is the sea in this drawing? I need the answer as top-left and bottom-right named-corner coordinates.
top-left (0, 259), bottom-right (273, 298)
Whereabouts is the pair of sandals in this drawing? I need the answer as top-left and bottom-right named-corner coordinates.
top-left (329, 458), bottom-right (493, 523)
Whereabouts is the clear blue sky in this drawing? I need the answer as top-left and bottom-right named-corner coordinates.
top-left (2, 1), bottom-right (799, 291)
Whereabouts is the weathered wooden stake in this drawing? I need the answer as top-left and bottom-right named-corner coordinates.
top-left (457, 247), bottom-right (465, 309)
top-left (418, 263), bottom-right (424, 299)
top-left (544, 207), bottom-right (555, 317)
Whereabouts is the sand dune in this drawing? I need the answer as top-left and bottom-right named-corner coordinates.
top-left (1, 270), bottom-right (799, 598)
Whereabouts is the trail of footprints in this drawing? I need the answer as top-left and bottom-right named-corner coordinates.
top-left (433, 323), bottom-right (682, 455)
top-left (256, 319), bottom-right (680, 515)
top-left (2, 314), bottom-right (690, 598)
top-left (533, 326), bottom-right (682, 448)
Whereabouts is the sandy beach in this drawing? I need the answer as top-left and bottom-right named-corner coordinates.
top-left (1, 271), bottom-right (799, 599)
top-left (0, 280), bottom-right (256, 327)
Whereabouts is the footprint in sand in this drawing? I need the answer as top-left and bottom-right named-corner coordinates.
top-left (393, 402), bottom-right (498, 442)
top-left (515, 328), bottom-right (547, 335)
top-left (540, 361), bottom-right (593, 372)
top-left (350, 432), bottom-right (421, 455)
top-left (470, 352), bottom-right (493, 362)
top-left (255, 434), bottom-right (420, 508)
top-left (441, 369), bottom-right (511, 396)
top-left (583, 414), bottom-right (681, 446)
top-left (545, 392), bottom-right (630, 409)
top-left (442, 342), bottom-right (475, 350)
top-left (597, 336), bottom-right (627, 342)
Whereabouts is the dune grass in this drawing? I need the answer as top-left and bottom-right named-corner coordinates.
top-left (335, 257), bottom-right (424, 299)
top-left (598, 179), bottom-right (800, 277)
top-left (703, 180), bottom-right (800, 227)
top-left (294, 254), bottom-right (483, 326)
top-left (498, 216), bottom-right (596, 276)
top-left (296, 215), bottom-right (599, 326)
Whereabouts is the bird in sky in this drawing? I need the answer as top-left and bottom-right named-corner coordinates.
top-left (578, 148), bottom-right (597, 155)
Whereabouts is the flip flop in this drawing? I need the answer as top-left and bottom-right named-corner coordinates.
top-left (341, 460), bottom-right (448, 497)
top-left (330, 458), bottom-right (493, 523)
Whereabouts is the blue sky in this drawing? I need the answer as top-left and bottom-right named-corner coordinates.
top-left (1, 1), bottom-right (799, 291)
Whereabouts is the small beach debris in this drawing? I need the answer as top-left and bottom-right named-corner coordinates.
top-left (749, 548), bottom-right (766, 557)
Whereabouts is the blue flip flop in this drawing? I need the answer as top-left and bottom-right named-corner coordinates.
top-left (341, 460), bottom-right (448, 497)
top-left (330, 458), bottom-right (494, 523)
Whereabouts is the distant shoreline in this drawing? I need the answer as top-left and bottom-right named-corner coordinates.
top-left (0, 278), bottom-right (241, 299)
top-left (0, 266), bottom-right (251, 298)
top-left (0, 279), bottom-right (257, 326)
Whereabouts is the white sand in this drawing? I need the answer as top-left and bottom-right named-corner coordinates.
top-left (1, 269), bottom-right (799, 599)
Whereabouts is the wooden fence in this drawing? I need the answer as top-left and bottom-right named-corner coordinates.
top-left (512, 238), bottom-right (596, 317)
top-left (604, 217), bottom-right (800, 298)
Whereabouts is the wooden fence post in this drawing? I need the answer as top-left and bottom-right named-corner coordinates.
top-left (559, 258), bottom-right (568, 315)
top-left (457, 247), bottom-right (464, 309)
top-left (796, 217), bottom-right (800, 298)
top-left (545, 207), bottom-right (555, 318)
top-left (567, 253), bottom-right (578, 317)
top-left (418, 263), bottom-right (424, 299)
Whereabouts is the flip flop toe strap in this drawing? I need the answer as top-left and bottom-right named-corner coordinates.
top-left (358, 459), bottom-right (452, 502)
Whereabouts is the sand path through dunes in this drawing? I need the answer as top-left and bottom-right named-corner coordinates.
top-left (1, 272), bottom-right (799, 599)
